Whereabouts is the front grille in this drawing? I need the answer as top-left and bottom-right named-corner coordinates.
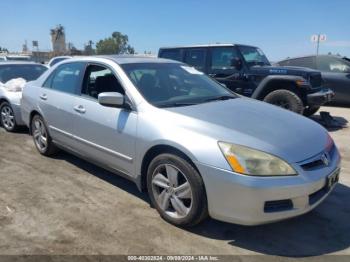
top-left (301, 144), bottom-right (336, 171)
top-left (301, 159), bottom-right (324, 170)
top-left (264, 199), bottom-right (293, 213)
top-left (309, 73), bottom-right (323, 88)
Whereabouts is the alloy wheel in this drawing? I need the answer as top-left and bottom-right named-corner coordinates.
top-left (32, 118), bottom-right (48, 152)
top-left (1, 105), bottom-right (15, 130)
top-left (151, 164), bottom-right (193, 219)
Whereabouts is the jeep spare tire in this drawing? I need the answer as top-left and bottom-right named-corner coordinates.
top-left (263, 89), bottom-right (304, 114)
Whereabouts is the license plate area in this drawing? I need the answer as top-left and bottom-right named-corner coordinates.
top-left (327, 168), bottom-right (340, 189)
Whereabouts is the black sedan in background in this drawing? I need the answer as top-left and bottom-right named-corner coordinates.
top-left (278, 55), bottom-right (350, 105)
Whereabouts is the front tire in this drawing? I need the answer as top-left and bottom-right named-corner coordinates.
top-left (31, 114), bottom-right (58, 156)
top-left (0, 102), bottom-right (18, 132)
top-left (263, 89), bottom-right (304, 114)
top-left (147, 153), bottom-right (208, 227)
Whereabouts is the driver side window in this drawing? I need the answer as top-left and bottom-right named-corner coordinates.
top-left (209, 47), bottom-right (240, 75)
top-left (81, 64), bottom-right (125, 99)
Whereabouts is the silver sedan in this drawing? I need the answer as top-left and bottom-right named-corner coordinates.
top-left (21, 56), bottom-right (341, 226)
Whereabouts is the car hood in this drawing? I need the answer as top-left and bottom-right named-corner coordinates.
top-left (165, 98), bottom-right (328, 163)
top-left (250, 65), bottom-right (320, 78)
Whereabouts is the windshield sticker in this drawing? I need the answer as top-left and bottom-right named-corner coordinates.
top-left (181, 66), bottom-right (204, 75)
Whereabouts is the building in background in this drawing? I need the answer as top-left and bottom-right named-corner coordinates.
top-left (50, 24), bottom-right (67, 55)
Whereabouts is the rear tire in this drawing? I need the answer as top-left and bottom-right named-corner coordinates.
top-left (31, 114), bottom-right (58, 156)
top-left (263, 89), bottom-right (304, 114)
top-left (147, 153), bottom-right (208, 227)
top-left (303, 106), bottom-right (320, 117)
top-left (0, 102), bottom-right (18, 132)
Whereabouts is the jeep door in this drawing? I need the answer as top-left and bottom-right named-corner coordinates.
top-left (72, 63), bottom-right (137, 177)
top-left (207, 46), bottom-right (249, 95)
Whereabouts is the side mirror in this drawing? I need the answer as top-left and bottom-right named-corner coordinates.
top-left (98, 92), bottom-right (125, 108)
top-left (231, 58), bottom-right (243, 71)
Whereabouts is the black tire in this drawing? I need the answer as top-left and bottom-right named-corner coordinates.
top-left (147, 153), bottom-right (208, 227)
top-left (31, 114), bottom-right (58, 156)
top-left (303, 106), bottom-right (320, 117)
top-left (0, 102), bottom-right (18, 132)
top-left (263, 89), bottom-right (304, 114)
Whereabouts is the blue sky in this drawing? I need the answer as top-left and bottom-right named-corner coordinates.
top-left (0, 0), bottom-right (349, 61)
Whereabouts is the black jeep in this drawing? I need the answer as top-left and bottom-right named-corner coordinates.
top-left (158, 44), bottom-right (334, 116)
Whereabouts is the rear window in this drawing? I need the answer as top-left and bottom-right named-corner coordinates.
top-left (0, 64), bottom-right (47, 83)
top-left (159, 49), bottom-right (182, 62)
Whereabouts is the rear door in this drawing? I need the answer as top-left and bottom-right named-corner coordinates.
top-left (72, 63), bottom-right (137, 177)
top-left (39, 62), bottom-right (85, 147)
top-left (158, 48), bottom-right (184, 62)
top-left (184, 48), bottom-right (208, 73)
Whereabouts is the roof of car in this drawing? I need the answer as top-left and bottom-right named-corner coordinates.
top-left (98, 55), bottom-right (182, 65)
top-left (0, 61), bottom-right (45, 66)
top-left (159, 43), bottom-right (258, 49)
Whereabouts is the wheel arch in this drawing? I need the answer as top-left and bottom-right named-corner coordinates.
top-left (28, 110), bottom-right (43, 135)
top-left (252, 76), bottom-right (302, 100)
top-left (139, 144), bottom-right (201, 192)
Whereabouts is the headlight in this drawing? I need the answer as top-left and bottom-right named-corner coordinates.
top-left (218, 142), bottom-right (297, 176)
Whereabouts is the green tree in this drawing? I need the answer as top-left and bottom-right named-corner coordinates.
top-left (0, 46), bottom-right (9, 53)
top-left (96, 32), bottom-right (135, 55)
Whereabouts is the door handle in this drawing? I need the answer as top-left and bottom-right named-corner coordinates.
top-left (39, 94), bottom-right (47, 100)
top-left (74, 105), bottom-right (86, 114)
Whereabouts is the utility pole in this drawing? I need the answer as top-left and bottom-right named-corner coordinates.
top-left (316, 34), bottom-right (320, 56)
top-left (311, 34), bottom-right (326, 56)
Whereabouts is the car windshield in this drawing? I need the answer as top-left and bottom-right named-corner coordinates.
top-left (121, 63), bottom-right (236, 108)
top-left (0, 64), bottom-right (47, 83)
top-left (238, 46), bottom-right (270, 67)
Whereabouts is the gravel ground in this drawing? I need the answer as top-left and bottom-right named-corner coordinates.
top-left (0, 106), bottom-right (349, 257)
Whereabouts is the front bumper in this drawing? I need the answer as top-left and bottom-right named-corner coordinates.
top-left (307, 88), bottom-right (334, 106)
top-left (195, 147), bottom-right (341, 225)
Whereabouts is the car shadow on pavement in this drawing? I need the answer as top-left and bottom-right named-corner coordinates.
top-left (53, 151), bottom-right (150, 203)
top-left (189, 183), bottom-right (350, 257)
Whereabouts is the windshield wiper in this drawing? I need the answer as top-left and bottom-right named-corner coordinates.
top-left (202, 95), bottom-right (236, 103)
top-left (157, 102), bottom-right (198, 108)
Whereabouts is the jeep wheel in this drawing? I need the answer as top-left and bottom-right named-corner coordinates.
top-left (303, 106), bottom-right (320, 117)
top-left (263, 89), bottom-right (304, 114)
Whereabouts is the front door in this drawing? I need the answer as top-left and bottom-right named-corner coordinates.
top-left (208, 46), bottom-right (249, 95)
top-left (72, 63), bottom-right (137, 177)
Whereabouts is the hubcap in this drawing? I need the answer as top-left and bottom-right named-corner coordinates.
top-left (32, 119), bottom-right (48, 151)
top-left (151, 164), bottom-right (193, 219)
top-left (1, 105), bottom-right (15, 130)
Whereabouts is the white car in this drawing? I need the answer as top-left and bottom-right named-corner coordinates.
top-left (0, 62), bottom-right (47, 131)
top-left (48, 56), bottom-right (72, 67)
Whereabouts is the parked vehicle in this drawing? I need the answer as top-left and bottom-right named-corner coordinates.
top-left (48, 56), bottom-right (72, 67)
top-left (0, 55), bottom-right (32, 62)
top-left (159, 44), bottom-right (334, 116)
top-left (21, 56), bottom-right (340, 226)
top-left (0, 62), bottom-right (47, 131)
top-left (277, 55), bottom-right (350, 105)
